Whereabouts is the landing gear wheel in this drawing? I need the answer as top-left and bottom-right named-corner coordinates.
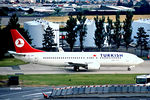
top-left (76, 68), bottom-right (79, 72)
top-left (74, 66), bottom-right (79, 72)
top-left (128, 67), bottom-right (131, 71)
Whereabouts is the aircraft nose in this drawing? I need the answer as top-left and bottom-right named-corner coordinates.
top-left (138, 58), bottom-right (144, 64)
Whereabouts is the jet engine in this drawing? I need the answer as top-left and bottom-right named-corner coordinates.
top-left (86, 62), bottom-right (100, 70)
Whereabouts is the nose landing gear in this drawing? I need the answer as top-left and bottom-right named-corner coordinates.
top-left (127, 66), bottom-right (135, 71)
top-left (74, 66), bottom-right (79, 72)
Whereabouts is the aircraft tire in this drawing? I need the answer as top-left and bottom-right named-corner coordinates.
top-left (128, 68), bottom-right (131, 71)
top-left (74, 66), bottom-right (79, 72)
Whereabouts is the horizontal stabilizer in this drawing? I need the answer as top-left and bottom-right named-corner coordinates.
top-left (8, 51), bottom-right (26, 56)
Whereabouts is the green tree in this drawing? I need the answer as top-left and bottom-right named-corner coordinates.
top-left (141, 0), bottom-right (150, 7)
top-left (117, 0), bottom-right (122, 6)
top-left (134, 27), bottom-right (149, 56)
top-left (94, 15), bottom-right (106, 51)
top-left (7, 14), bottom-right (32, 44)
top-left (0, 18), bottom-right (3, 59)
top-left (106, 17), bottom-right (113, 49)
top-left (76, 12), bottom-right (87, 51)
top-left (128, 0), bottom-right (133, 7)
top-left (123, 11), bottom-right (133, 51)
top-left (7, 14), bottom-right (20, 29)
top-left (0, 18), bottom-right (1, 29)
top-left (113, 12), bottom-right (122, 49)
top-left (65, 15), bottom-right (77, 51)
top-left (42, 26), bottom-right (57, 51)
top-left (1, 14), bottom-right (32, 54)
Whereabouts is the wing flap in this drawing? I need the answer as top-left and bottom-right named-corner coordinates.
top-left (68, 62), bottom-right (87, 67)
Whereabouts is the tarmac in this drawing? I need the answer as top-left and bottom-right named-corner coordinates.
top-left (0, 61), bottom-right (150, 100)
top-left (0, 86), bottom-right (150, 100)
top-left (0, 17), bottom-right (42, 26)
top-left (0, 60), bottom-right (149, 75)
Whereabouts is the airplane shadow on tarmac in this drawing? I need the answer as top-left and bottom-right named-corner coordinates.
top-left (63, 67), bottom-right (128, 72)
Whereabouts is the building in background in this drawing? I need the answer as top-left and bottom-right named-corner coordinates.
top-left (23, 18), bottom-right (150, 49)
top-left (75, 19), bottom-right (108, 47)
top-left (24, 19), bottom-right (59, 48)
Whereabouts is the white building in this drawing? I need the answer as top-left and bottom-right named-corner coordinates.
top-left (132, 19), bottom-right (150, 47)
top-left (75, 19), bottom-right (108, 47)
top-left (61, 7), bottom-right (76, 12)
top-left (24, 19), bottom-right (59, 48)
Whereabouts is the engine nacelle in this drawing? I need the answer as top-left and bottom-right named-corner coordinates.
top-left (87, 62), bottom-right (100, 70)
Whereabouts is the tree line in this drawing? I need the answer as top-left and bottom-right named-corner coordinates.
top-left (65, 11), bottom-right (149, 56)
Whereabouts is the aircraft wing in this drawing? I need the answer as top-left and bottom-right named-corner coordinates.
top-left (67, 62), bottom-right (88, 67)
top-left (66, 60), bottom-right (100, 71)
top-left (66, 60), bottom-right (92, 67)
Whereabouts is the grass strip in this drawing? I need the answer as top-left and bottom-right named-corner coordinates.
top-left (0, 58), bottom-right (27, 67)
top-left (0, 74), bottom-right (142, 86)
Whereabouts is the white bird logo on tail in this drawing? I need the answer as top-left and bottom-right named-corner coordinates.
top-left (15, 38), bottom-right (24, 48)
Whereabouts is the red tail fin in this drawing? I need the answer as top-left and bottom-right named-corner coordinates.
top-left (10, 29), bottom-right (44, 53)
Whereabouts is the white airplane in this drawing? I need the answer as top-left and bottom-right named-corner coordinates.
top-left (9, 29), bottom-right (144, 71)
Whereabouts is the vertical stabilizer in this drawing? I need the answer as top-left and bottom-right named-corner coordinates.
top-left (10, 29), bottom-right (44, 53)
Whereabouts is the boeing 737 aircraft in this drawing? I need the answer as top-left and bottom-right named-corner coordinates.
top-left (9, 29), bottom-right (144, 71)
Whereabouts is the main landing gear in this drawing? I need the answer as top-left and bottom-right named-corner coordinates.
top-left (74, 66), bottom-right (79, 72)
top-left (128, 67), bottom-right (131, 71)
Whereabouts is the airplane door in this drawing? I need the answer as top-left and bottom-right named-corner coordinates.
top-left (25, 55), bottom-right (32, 62)
top-left (34, 56), bottom-right (38, 64)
